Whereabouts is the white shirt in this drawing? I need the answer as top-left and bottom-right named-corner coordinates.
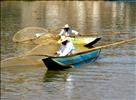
top-left (57, 41), bottom-right (75, 56)
top-left (59, 29), bottom-right (78, 36)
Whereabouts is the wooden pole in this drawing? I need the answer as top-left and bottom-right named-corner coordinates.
top-left (77, 38), bottom-right (136, 54)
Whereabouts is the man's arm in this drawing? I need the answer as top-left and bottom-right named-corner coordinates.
top-left (71, 30), bottom-right (78, 35)
top-left (59, 29), bottom-right (64, 36)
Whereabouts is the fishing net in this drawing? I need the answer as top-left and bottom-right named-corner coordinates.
top-left (26, 40), bottom-right (60, 56)
top-left (12, 27), bottom-right (49, 42)
top-left (1, 56), bottom-right (44, 67)
top-left (26, 43), bottom-right (89, 57)
top-left (33, 33), bottom-right (59, 44)
top-left (1, 40), bottom-right (59, 67)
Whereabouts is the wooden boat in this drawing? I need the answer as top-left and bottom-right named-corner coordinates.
top-left (42, 38), bottom-right (136, 70)
top-left (70, 36), bottom-right (101, 48)
top-left (70, 36), bottom-right (101, 45)
top-left (33, 35), bottom-right (101, 48)
top-left (42, 48), bottom-right (101, 70)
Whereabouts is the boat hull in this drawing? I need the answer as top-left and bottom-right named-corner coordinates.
top-left (70, 37), bottom-right (101, 45)
top-left (42, 49), bottom-right (101, 70)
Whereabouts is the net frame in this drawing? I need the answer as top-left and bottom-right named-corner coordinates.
top-left (12, 27), bottom-right (49, 42)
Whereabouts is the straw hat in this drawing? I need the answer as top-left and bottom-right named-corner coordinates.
top-left (63, 24), bottom-right (69, 28)
top-left (58, 36), bottom-right (70, 44)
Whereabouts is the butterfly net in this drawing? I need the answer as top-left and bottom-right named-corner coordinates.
top-left (12, 27), bottom-right (50, 42)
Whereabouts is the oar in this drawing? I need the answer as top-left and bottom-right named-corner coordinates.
top-left (76, 38), bottom-right (136, 54)
top-left (26, 54), bottom-right (54, 58)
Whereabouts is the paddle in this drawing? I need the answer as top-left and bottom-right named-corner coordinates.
top-left (26, 54), bottom-right (54, 58)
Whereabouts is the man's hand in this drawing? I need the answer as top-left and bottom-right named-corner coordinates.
top-left (74, 34), bottom-right (81, 38)
top-left (78, 34), bottom-right (82, 36)
top-left (54, 52), bottom-right (58, 55)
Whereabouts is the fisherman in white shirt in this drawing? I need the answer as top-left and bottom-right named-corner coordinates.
top-left (59, 24), bottom-right (79, 37)
top-left (56, 36), bottom-right (75, 56)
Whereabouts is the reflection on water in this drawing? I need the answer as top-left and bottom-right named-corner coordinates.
top-left (91, 2), bottom-right (100, 32)
top-left (1, 1), bottom-right (136, 35)
top-left (1, 1), bottom-right (136, 100)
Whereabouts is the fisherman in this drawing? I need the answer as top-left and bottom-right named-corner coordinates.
top-left (59, 24), bottom-right (79, 37)
top-left (56, 36), bottom-right (75, 56)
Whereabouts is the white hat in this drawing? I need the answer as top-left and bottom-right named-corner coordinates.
top-left (58, 36), bottom-right (70, 43)
top-left (63, 24), bottom-right (69, 28)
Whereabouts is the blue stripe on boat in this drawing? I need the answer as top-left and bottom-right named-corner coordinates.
top-left (42, 49), bottom-right (101, 70)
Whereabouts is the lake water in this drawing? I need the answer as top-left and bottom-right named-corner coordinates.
top-left (1, 1), bottom-right (136, 100)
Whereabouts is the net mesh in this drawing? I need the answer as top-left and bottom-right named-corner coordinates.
top-left (26, 40), bottom-right (59, 56)
top-left (26, 43), bottom-right (89, 57)
top-left (1, 56), bottom-right (44, 67)
top-left (32, 34), bottom-right (59, 44)
top-left (12, 27), bottom-right (49, 42)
